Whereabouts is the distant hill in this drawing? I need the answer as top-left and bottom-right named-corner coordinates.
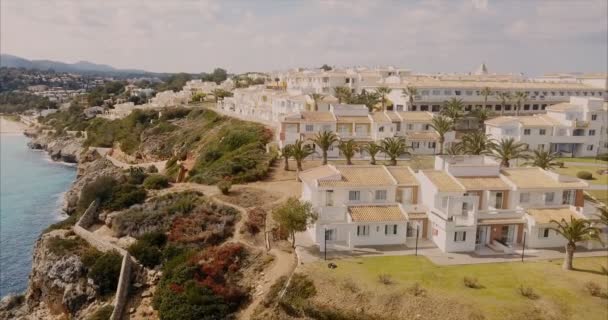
top-left (0, 54), bottom-right (153, 75)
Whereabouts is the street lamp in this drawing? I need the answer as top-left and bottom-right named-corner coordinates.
top-left (324, 227), bottom-right (328, 261)
top-left (415, 224), bottom-right (419, 256)
top-left (521, 231), bottom-right (526, 262)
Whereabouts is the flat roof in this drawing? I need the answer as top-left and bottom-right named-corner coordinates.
top-left (386, 167), bottom-right (418, 186)
top-left (348, 205), bottom-right (407, 222)
top-left (527, 207), bottom-right (586, 224)
top-left (421, 170), bottom-right (465, 192)
top-left (501, 168), bottom-right (587, 189)
top-left (456, 176), bottom-right (510, 191)
top-left (300, 111), bottom-right (335, 122)
top-left (318, 165), bottom-right (395, 187)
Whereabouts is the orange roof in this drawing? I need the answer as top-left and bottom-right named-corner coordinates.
top-left (349, 205), bottom-right (407, 222)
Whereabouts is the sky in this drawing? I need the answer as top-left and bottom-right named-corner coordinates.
top-left (1, 0), bottom-right (607, 75)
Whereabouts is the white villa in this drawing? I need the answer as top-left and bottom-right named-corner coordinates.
top-left (485, 97), bottom-right (607, 157)
top-left (300, 155), bottom-right (599, 253)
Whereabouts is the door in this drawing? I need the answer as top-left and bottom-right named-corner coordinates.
top-left (402, 188), bottom-right (413, 205)
top-left (500, 225), bottom-right (515, 245)
top-left (475, 226), bottom-right (487, 249)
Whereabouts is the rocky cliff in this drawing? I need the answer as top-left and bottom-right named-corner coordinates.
top-left (26, 131), bottom-right (84, 164)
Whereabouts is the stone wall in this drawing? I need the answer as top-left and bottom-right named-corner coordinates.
top-left (73, 201), bottom-right (134, 320)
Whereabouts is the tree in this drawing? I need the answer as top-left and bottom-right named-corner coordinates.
top-left (550, 217), bottom-right (601, 270)
top-left (471, 107), bottom-right (493, 130)
top-left (596, 207), bottom-right (608, 226)
top-left (380, 137), bottom-right (410, 166)
top-left (402, 86), bottom-right (418, 111)
top-left (525, 149), bottom-right (559, 170)
top-left (289, 139), bottom-right (314, 180)
top-left (311, 131), bottom-right (338, 165)
top-left (280, 145), bottom-right (293, 171)
top-left (496, 92), bottom-right (511, 116)
top-left (338, 139), bottom-right (359, 165)
top-left (334, 86), bottom-right (352, 104)
top-left (211, 68), bottom-right (228, 84)
top-left (430, 116), bottom-right (453, 154)
top-left (211, 89), bottom-right (233, 102)
top-left (513, 91), bottom-right (528, 116)
top-left (361, 142), bottom-right (381, 165)
top-left (490, 137), bottom-right (529, 167)
top-left (310, 93), bottom-right (324, 111)
top-left (272, 197), bottom-right (318, 248)
top-left (440, 98), bottom-right (465, 128)
top-left (460, 132), bottom-right (494, 155)
top-left (376, 86), bottom-right (392, 111)
top-left (351, 90), bottom-right (380, 112)
top-left (320, 64), bottom-right (332, 71)
top-left (480, 87), bottom-right (493, 109)
top-left (446, 143), bottom-right (464, 156)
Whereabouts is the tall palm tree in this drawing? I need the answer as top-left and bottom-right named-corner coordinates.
top-left (376, 86), bottom-right (392, 111)
top-left (550, 217), bottom-right (601, 270)
top-left (338, 139), bottom-right (359, 165)
top-left (471, 107), bottom-right (494, 130)
top-left (361, 142), bottom-right (381, 165)
top-left (334, 86), bottom-right (352, 104)
top-left (310, 93), bottom-right (324, 111)
top-left (311, 131), bottom-right (338, 165)
top-left (441, 98), bottom-right (465, 129)
top-left (525, 149), bottom-right (559, 170)
top-left (496, 92), bottom-right (511, 116)
top-left (513, 91), bottom-right (528, 116)
top-left (490, 137), bottom-right (529, 167)
top-left (480, 87), bottom-right (493, 109)
top-left (402, 85), bottom-right (418, 111)
top-left (430, 116), bottom-right (453, 154)
top-left (460, 132), bottom-right (495, 155)
top-left (289, 139), bottom-right (314, 180)
top-left (280, 145), bottom-right (293, 171)
top-left (380, 137), bottom-right (410, 166)
top-left (596, 207), bottom-right (608, 226)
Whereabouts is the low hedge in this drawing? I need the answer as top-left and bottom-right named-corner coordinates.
top-left (576, 171), bottom-right (593, 180)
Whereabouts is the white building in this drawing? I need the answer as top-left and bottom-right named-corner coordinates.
top-left (99, 102), bottom-right (135, 120)
top-left (485, 97), bottom-right (606, 157)
top-left (149, 90), bottom-right (191, 108)
top-left (299, 156), bottom-right (594, 253)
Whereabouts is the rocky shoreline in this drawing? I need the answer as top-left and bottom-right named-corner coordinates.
top-left (25, 130), bottom-right (84, 164)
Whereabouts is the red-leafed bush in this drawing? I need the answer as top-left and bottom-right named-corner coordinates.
top-left (244, 207), bottom-right (267, 235)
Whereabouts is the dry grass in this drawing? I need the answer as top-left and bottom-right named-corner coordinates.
top-left (215, 187), bottom-right (280, 208)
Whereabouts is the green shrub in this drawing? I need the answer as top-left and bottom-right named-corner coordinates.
top-left (576, 171), bottom-right (593, 180)
top-left (47, 236), bottom-right (86, 256)
top-left (584, 281), bottom-right (608, 299)
top-left (217, 180), bottom-right (232, 195)
top-left (464, 276), bottom-right (484, 289)
top-left (88, 251), bottom-right (123, 296)
top-left (128, 231), bottom-right (168, 268)
top-left (377, 274), bottom-right (393, 285)
top-left (44, 214), bottom-right (79, 232)
top-left (140, 231), bottom-right (168, 247)
top-left (87, 305), bottom-right (114, 320)
top-left (147, 165), bottom-right (159, 173)
top-left (281, 274), bottom-right (316, 307)
top-left (127, 167), bottom-right (147, 185)
top-left (106, 184), bottom-right (147, 210)
top-left (144, 174), bottom-right (170, 190)
top-left (77, 176), bottom-right (117, 213)
top-left (518, 285), bottom-right (539, 300)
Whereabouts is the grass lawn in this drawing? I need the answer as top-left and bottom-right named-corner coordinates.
top-left (302, 256), bottom-right (608, 320)
top-left (587, 190), bottom-right (608, 206)
top-left (557, 157), bottom-right (608, 164)
top-left (555, 164), bottom-right (608, 185)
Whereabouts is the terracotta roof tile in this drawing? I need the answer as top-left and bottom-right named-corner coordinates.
top-left (527, 207), bottom-right (586, 224)
top-left (348, 205), bottom-right (407, 222)
top-left (421, 170), bottom-right (465, 192)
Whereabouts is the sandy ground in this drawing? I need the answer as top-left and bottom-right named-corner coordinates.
top-left (0, 116), bottom-right (26, 133)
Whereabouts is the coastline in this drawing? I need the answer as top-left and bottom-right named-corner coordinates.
top-left (0, 116), bottom-right (26, 134)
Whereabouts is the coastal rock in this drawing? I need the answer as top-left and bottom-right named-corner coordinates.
top-left (27, 132), bottom-right (83, 164)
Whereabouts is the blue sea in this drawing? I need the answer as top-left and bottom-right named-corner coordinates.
top-left (0, 134), bottom-right (76, 297)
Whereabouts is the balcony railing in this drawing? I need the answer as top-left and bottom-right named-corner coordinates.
top-left (575, 121), bottom-right (589, 128)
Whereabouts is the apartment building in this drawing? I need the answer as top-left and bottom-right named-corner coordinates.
top-left (280, 104), bottom-right (450, 156)
top-left (299, 155), bottom-right (595, 253)
top-left (485, 97), bottom-right (607, 157)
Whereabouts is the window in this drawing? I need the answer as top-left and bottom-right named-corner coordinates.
top-left (444, 90), bottom-right (452, 95)
top-left (325, 228), bottom-right (336, 240)
top-left (589, 129), bottom-right (596, 136)
top-left (357, 225), bottom-right (370, 237)
top-left (465, 90), bottom-right (473, 96)
top-left (587, 145), bottom-right (594, 151)
top-left (591, 114), bottom-right (597, 121)
top-left (395, 104), bottom-right (404, 111)
top-left (396, 123), bottom-right (401, 131)
top-left (379, 126), bottom-right (384, 132)
top-left (538, 144), bottom-right (545, 151)
top-left (432, 90), bottom-right (441, 95)
top-left (454, 231), bottom-right (466, 242)
top-left (411, 142), bottom-right (420, 149)
top-left (385, 224), bottom-right (398, 235)
top-left (524, 129), bottom-right (531, 135)
top-left (455, 90), bottom-right (461, 96)
top-left (562, 190), bottom-right (574, 205)
top-left (429, 142), bottom-right (436, 149)
top-left (406, 224), bottom-right (416, 237)
top-left (375, 190), bottom-right (387, 201)
top-left (305, 124), bottom-right (314, 132)
top-left (349, 190), bottom-right (361, 201)
top-left (539, 129), bottom-right (546, 135)
top-left (538, 228), bottom-right (550, 239)
top-left (325, 190), bottom-right (334, 206)
top-left (424, 124), bottom-right (431, 130)
top-left (520, 193), bottom-right (530, 203)
top-left (407, 124), bottom-right (413, 130)
top-left (493, 192), bottom-right (504, 209)
top-left (545, 192), bottom-right (555, 204)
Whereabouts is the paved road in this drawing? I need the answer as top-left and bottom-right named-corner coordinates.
top-left (564, 161), bottom-right (608, 167)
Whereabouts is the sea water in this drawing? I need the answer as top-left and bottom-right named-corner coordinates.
top-left (0, 134), bottom-right (76, 297)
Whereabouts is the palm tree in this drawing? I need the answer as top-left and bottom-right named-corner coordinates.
top-left (361, 142), bottom-right (381, 165)
top-left (496, 92), bottom-right (511, 116)
top-left (376, 86), bottom-right (392, 111)
top-left (334, 86), bottom-right (352, 104)
top-left (338, 139), bottom-right (359, 165)
top-left (380, 137), bottom-right (410, 166)
top-left (471, 107), bottom-right (494, 130)
top-left (490, 137), bottom-right (529, 167)
top-left (460, 132), bottom-right (495, 155)
top-left (430, 116), bottom-right (453, 154)
top-left (550, 217), bottom-right (602, 270)
top-left (311, 131), bottom-right (338, 165)
top-left (280, 145), bottom-right (293, 171)
top-left (525, 149), bottom-right (560, 170)
top-left (596, 207), bottom-right (608, 226)
top-left (402, 85), bottom-right (418, 111)
top-left (446, 143), bottom-right (464, 156)
top-left (441, 98), bottom-right (465, 129)
top-left (480, 86), bottom-right (493, 109)
top-left (310, 93), bottom-right (324, 111)
top-left (289, 139), bottom-right (314, 180)
top-left (513, 91), bottom-right (528, 116)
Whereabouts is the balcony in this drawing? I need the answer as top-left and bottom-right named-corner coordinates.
top-left (316, 206), bottom-right (347, 222)
top-left (477, 208), bottom-right (525, 220)
top-left (575, 121), bottom-right (589, 128)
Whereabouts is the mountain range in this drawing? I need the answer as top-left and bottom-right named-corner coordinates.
top-left (0, 54), bottom-right (153, 75)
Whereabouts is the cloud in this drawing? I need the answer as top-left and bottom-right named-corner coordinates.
top-left (1, 0), bottom-right (605, 74)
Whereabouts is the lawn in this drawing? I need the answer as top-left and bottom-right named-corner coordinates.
top-left (587, 190), bottom-right (608, 206)
top-left (557, 157), bottom-right (608, 164)
top-left (301, 256), bottom-right (608, 320)
top-left (555, 164), bottom-right (608, 185)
